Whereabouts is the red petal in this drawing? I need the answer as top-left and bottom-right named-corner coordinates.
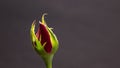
top-left (36, 26), bottom-right (40, 40)
top-left (40, 23), bottom-right (52, 53)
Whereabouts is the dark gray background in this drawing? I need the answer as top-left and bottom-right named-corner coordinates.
top-left (0, 0), bottom-right (120, 68)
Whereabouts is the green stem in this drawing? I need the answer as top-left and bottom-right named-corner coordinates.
top-left (43, 55), bottom-right (53, 68)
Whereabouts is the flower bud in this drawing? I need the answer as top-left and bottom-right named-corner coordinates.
top-left (30, 13), bottom-right (59, 68)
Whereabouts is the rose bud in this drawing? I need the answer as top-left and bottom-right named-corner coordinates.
top-left (30, 13), bottom-right (59, 68)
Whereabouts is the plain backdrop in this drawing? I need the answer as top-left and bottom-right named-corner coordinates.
top-left (0, 0), bottom-right (120, 68)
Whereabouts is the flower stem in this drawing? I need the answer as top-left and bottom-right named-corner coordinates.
top-left (43, 55), bottom-right (53, 68)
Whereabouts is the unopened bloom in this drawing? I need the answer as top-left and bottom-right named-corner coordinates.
top-left (30, 13), bottom-right (59, 68)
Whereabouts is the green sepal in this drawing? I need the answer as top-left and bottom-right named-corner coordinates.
top-left (30, 20), bottom-right (47, 55)
top-left (47, 28), bottom-right (59, 54)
